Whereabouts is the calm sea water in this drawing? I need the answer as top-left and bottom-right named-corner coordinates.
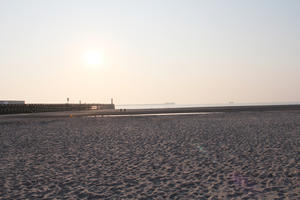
top-left (116, 102), bottom-right (300, 109)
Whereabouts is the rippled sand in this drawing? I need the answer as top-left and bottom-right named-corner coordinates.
top-left (0, 111), bottom-right (299, 199)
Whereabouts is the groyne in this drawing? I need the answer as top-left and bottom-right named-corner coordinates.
top-left (0, 103), bottom-right (115, 115)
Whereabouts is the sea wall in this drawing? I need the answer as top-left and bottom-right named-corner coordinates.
top-left (0, 103), bottom-right (115, 115)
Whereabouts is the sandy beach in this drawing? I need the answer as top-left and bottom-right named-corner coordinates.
top-left (0, 111), bottom-right (299, 199)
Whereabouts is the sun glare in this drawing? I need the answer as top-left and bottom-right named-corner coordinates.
top-left (84, 51), bottom-right (103, 66)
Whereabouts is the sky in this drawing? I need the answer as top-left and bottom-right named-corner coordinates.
top-left (0, 0), bottom-right (299, 104)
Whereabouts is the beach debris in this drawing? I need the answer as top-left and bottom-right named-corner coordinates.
top-left (197, 145), bottom-right (206, 153)
top-left (193, 143), bottom-right (206, 152)
top-left (192, 143), bottom-right (221, 165)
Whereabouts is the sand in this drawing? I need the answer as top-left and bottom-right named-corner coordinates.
top-left (0, 111), bottom-right (299, 199)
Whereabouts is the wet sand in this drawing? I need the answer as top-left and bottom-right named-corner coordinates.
top-left (1, 104), bottom-right (300, 119)
top-left (0, 111), bottom-right (299, 199)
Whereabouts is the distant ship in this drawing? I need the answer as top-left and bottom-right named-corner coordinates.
top-left (164, 102), bottom-right (175, 105)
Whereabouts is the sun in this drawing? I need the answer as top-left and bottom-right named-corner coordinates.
top-left (84, 51), bottom-right (103, 66)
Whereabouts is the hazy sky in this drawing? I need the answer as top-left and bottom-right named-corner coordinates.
top-left (1, 0), bottom-right (299, 104)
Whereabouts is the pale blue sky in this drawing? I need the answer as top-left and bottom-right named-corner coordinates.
top-left (0, 0), bottom-right (299, 104)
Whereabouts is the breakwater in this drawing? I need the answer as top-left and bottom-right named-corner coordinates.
top-left (0, 103), bottom-right (115, 115)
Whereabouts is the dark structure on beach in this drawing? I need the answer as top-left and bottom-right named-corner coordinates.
top-left (0, 103), bottom-right (115, 115)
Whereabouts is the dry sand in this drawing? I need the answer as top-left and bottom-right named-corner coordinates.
top-left (0, 111), bottom-right (299, 199)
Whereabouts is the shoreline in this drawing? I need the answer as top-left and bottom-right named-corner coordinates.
top-left (1, 104), bottom-right (300, 118)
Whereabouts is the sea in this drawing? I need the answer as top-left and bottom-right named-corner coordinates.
top-left (115, 102), bottom-right (300, 110)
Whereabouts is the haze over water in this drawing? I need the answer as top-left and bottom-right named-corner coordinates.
top-left (1, 0), bottom-right (299, 105)
top-left (116, 102), bottom-right (300, 109)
